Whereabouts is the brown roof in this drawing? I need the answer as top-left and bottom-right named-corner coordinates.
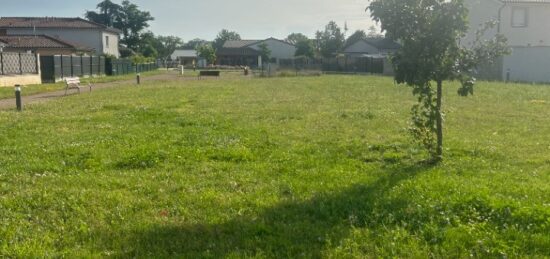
top-left (0, 35), bottom-right (93, 51)
top-left (0, 17), bottom-right (121, 34)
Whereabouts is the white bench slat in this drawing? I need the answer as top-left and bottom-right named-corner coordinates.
top-left (64, 77), bottom-right (92, 96)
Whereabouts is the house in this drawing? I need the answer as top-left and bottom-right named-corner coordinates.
top-left (216, 38), bottom-right (296, 67)
top-left (0, 17), bottom-right (121, 57)
top-left (0, 35), bottom-right (93, 55)
top-left (342, 38), bottom-right (400, 58)
top-left (170, 49), bottom-right (206, 67)
top-left (464, 0), bottom-right (550, 82)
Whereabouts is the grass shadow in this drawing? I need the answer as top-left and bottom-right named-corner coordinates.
top-left (97, 162), bottom-right (435, 257)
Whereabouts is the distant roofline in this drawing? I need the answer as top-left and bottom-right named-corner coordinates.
top-left (0, 17), bottom-right (122, 34)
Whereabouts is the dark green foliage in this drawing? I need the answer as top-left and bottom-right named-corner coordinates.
top-left (213, 29), bottom-right (241, 50)
top-left (196, 44), bottom-right (217, 65)
top-left (295, 40), bottom-right (315, 58)
top-left (316, 21), bottom-right (346, 58)
top-left (285, 33), bottom-right (309, 45)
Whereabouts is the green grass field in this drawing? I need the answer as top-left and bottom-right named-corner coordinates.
top-left (0, 75), bottom-right (549, 258)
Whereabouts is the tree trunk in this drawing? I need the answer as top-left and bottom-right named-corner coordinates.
top-left (435, 80), bottom-right (444, 162)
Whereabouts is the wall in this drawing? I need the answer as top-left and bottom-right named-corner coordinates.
top-left (502, 46), bottom-right (550, 83)
top-left (0, 74), bottom-right (41, 87)
top-left (7, 28), bottom-right (102, 55)
top-left (250, 39), bottom-right (296, 62)
top-left (102, 31), bottom-right (120, 57)
top-left (499, 3), bottom-right (550, 47)
top-left (463, 0), bottom-right (501, 46)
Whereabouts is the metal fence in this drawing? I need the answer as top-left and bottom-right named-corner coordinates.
top-left (40, 55), bottom-right (105, 83)
top-left (108, 59), bottom-right (158, 76)
top-left (0, 52), bottom-right (39, 75)
top-left (279, 57), bottom-right (386, 74)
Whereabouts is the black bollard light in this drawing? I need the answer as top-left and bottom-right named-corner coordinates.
top-left (137, 73), bottom-right (141, 85)
top-left (15, 85), bottom-right (22, 111)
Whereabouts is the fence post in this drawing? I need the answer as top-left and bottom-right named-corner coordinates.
top-left (19, 53), bottom-right (23, 75)
top-left (0, 53), bottom-right (3, 75)
top-left (70, 55), bottom-right (74, 77)
top-left (15, 85), bottom-right (22, 111)
top-left (35, 54), bottom-right (39, 74)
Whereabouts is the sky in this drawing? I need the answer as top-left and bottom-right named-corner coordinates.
top-left (0, 0), bottom-right (377, 41)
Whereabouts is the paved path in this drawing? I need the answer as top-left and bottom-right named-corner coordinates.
top-left (0, 72), bottom-right (187, 110)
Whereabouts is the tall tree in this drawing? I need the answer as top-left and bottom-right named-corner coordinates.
top-left (156, 35), bottom-right (184, 59)
top-left (316, 21), bottom-right (346, 58)
top-left (345, 30), bottom-right (367, 48)
top-left (86, 0), bottom-right (154, 52)
top-left (118, 0), bottom-right (154, 50)
top-left (213, 29), bottom-right (241, 50)
top-left (183, 38), bottom-right (208, 49)
top-left (85, 0), bottom-right (122, 28)
top-left (286, 33), bottom-right (309, 45)
top-left (369, 0), bottom-right (509, 162)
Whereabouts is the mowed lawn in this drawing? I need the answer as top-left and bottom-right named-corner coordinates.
top-left (0, 75), bottom-right (549, 258)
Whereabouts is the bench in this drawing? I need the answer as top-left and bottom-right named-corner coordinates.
top-left (64, 77), bottom-right (92, 96)
top-left (198, 70), bottom-right (221, 80)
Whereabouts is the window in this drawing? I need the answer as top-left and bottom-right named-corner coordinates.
top-left (105, 36), bottom-right (110, 48)
top-left (512, 7), bottom-right (528, 27)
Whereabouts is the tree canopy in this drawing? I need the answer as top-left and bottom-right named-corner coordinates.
top-left (315, 21), bottom-right (346, 58)
top-left (213, 29), bottom-right (241, 50)
top-left (86, 0), bottom-right (154, 51)
top-left (286, 33), bottom-right (309, 45)
top-left (196, 44), bottom-right (217, 65)
top-left (368, 0), bottom-right (509, 162)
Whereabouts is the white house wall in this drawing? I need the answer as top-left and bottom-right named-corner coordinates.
top-left (102, 31), bottom-right (120, 57)
top-left (499, 3), bottom-right (550, 47)
top-left (503, 47), bottom-right (550, 83)
top-left (463, 0), bottom-right (501, 46)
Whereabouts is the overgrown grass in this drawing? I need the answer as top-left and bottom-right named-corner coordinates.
top-left (0, 75), bottom-right (548, 257)
top-left (0, 70), bottom-right (165, 99)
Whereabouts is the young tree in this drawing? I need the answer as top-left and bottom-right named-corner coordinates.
top-left (196, 44), bottom-right (217, 65)
top-left (316, 21), bottom-right (346, 58)
top-left (258, 42), bottom-right (272, 67)
top-left (286, 33), bottom-right (309, 45)
top-left (213, 29), bottom-right (241, 50)
top-left (368, 0), bottom-right (509, 162)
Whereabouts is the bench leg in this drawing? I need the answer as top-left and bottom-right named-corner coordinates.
top-left (65, 86), bottom-right (69, 96)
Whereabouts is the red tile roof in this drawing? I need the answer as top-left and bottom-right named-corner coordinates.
top-left (0, 17), bottom-right (121, 34)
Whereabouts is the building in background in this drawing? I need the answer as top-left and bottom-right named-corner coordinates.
top-left (170, 49), bottom-right (206, 67)
top-left (342, 38), bottom-right (400, 58)
top-left (217, 38), bottom-right (296, 67)
top-left (465, 0), bottom-right (550, 82)
top-left (0, 17), bottom-right (121, 57)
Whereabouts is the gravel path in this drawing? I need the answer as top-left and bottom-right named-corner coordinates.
top-left (0, 72), bottom-right (188, 110)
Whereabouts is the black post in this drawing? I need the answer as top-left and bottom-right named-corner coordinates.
top-left (70, 55), bottom-right (74, 77)
top-left (15, 85), bottom-right (22, 111)
top-left (137, 73), bottom-right (140, 84)
top-left (35, 54), bottom-right (39, 74)
top-left (19, 53), bottom-right (23, 75)
top-left (0, 52), bottom-right (4, 75)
